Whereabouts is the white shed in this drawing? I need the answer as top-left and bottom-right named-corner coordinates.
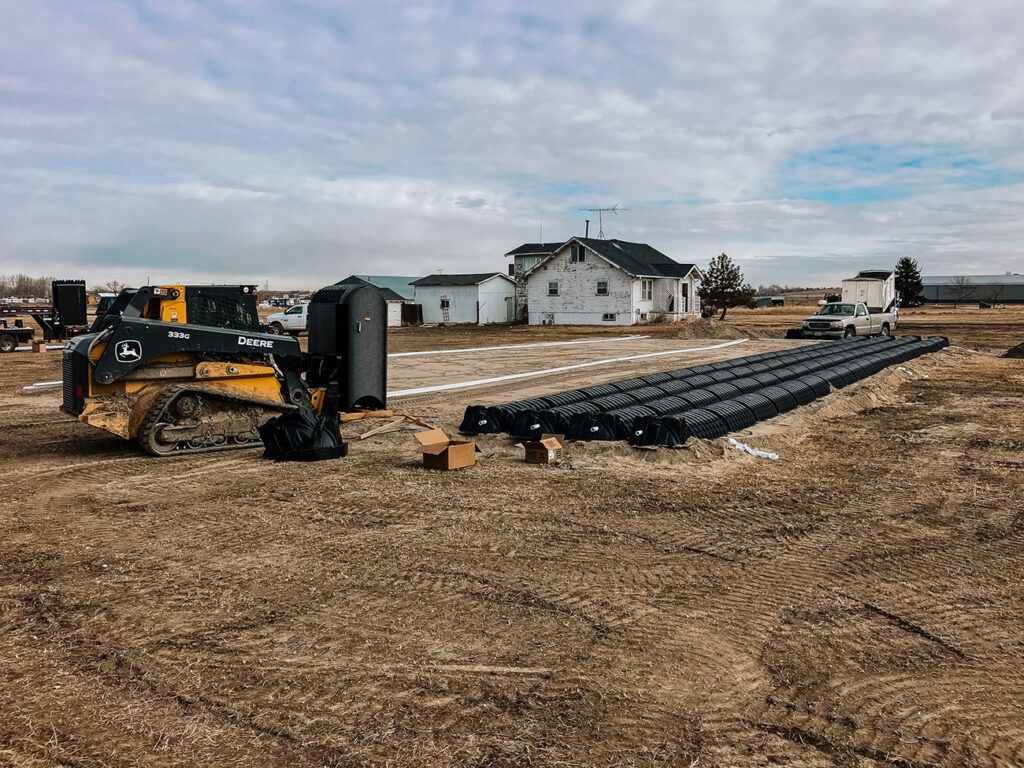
top-left (412, 273), bottom-right (516, 324)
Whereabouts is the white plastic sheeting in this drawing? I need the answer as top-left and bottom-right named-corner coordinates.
top-left (727, 437), bottom-right (779, 460)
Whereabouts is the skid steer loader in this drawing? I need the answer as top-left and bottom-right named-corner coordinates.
top-left (61, 282), bottom-right (386, 458)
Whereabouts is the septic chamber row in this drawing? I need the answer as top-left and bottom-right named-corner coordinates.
top-left (458, 335), bottom-right (949, 446)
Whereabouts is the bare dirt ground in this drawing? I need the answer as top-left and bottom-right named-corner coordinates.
top-left (2, 313), bottom-right (1023, 767)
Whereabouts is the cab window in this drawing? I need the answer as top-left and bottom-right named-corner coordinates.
top-left (285, 305), bottom-right (303, 314)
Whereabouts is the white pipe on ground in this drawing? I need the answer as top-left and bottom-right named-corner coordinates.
top-left (388, 335), bottom-right (648, 357)
top-left (387, 339), bottom-right (750, 398)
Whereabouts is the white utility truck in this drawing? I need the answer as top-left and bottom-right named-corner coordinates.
top-left (266, 303), bottom-right (308, 335)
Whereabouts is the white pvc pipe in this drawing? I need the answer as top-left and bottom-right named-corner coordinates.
top-left (387, 338), bottom-right (749, 398)
top-left (388, 335), bottom-right (648, 357)
top-left (14, 345), bottom-right (64, 351)
top-left (22, 380), bottom-right (62, 390)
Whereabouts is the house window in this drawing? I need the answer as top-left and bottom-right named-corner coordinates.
top-left (548, 281), bottom-right (559, 296)
top-left (602, 313), bottom-right (616, 322)
top-left (641, 279), bottom-right (653, 301)
top-left (596, 280), bottom-right (608, 296)
top-left (440, 298), bottom-right (450, 309)
top-left (570, 245), bottom-right (586, 263)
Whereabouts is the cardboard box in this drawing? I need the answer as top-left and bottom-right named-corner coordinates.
top-left (413, 428), bottom-right (478, 470)
top-left (520, 434), bottom-right (564, 464)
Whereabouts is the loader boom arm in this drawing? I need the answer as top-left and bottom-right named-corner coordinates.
top-left (92, 317), bottom-right (306, 403)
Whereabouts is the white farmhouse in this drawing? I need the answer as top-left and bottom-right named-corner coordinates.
top-left (525, 238), bottom-right (702, 325)
top-left (412, 272), bottom-right (516, 324)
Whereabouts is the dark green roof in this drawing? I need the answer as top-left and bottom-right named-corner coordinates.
top-left (411, 272), bottom-right (511, 287)
top-left (335, 276), bottom-right (410, 302)
top-left (351, 274), bottom-right (418, 300)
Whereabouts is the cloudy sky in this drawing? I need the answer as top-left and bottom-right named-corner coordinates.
top-left (2, 0), bottom-right (1023, 289)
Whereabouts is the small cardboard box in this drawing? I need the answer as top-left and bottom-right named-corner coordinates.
top-left (414, 428), bottom-right (478, 470)
top-left (520, 434), bottom-right (564, 464)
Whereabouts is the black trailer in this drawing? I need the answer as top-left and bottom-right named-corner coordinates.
top-left (0, 280), bottom-right (90, 342)
top-left (0, 319), bottom-right (35, 353)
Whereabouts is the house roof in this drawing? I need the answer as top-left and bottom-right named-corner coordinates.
top-left (411, 272), bottom-right (513, 287)
top-left (923, 274), bottom-right (1024, 285)
top-left (504, 242), bottom-right (565, 258)
top-left (334, 275), bottom-right (413, 302)
top-left (529, 237), bottom-right (700, 279)
top-left (848, 270), bottom-right (893, 281)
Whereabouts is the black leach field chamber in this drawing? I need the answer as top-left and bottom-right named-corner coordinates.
top-left (305, 283), bottom-right (388, 413)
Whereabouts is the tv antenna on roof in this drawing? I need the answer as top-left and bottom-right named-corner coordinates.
top-left (578, 205), bottom-right (628, 239)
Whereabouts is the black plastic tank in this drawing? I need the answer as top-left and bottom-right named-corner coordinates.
top-left (306, 283), bottom-right (387, 412)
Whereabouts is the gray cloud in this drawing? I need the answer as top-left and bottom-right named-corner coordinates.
top-left (1, 0), bottom-right (1023, 287)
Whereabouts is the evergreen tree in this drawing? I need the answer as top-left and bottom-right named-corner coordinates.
top-left (894, 257), bottom-right (924, 307)
top-left (697, 253), bottom-right (755, 320)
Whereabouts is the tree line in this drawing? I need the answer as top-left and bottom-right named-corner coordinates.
top-left (699, 254), bottom-right (947, 320)
top-left (0, 274), bottom-right (58, 299)
top-left (1, 276), bottom-right (131, 300)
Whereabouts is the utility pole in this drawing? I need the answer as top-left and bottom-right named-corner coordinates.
top-left (579, 205), bottom-right (628, 239)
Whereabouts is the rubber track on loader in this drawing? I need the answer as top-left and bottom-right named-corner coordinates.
top-left (138, 384), bottom-right (297, 457)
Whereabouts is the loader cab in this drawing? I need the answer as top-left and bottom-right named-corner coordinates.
top-left (91, 285), bottom-right (261, 333)
top-left (183, 286), bottom-right (260, 331)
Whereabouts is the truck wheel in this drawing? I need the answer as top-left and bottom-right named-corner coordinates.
top-left (268, 322), bottom-right (284, 335)
top-left (844, 326), bottom-right (856, 338)
top-left (0, 334), bottom-right (16, 353)
top-left (880, 324), bottom-right (891, 336)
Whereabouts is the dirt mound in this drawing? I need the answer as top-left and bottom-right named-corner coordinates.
top-left (673, 317), bottom-right (751, 340)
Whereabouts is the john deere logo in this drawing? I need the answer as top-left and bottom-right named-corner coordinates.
top-left (115, 340), bottom-right (142, 363)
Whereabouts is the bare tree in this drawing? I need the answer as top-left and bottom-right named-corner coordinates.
top-left (94, 280), bottom-right (126, 294)
top-left (949, 275), bottom-right (975, 308)
top-left (981, 283), bottom-right (1005, 306)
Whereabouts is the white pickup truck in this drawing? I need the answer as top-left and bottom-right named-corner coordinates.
top-left (801, 301), bottom-right (897, 339)
top-left (266, 304), bottom-right (307, 335)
